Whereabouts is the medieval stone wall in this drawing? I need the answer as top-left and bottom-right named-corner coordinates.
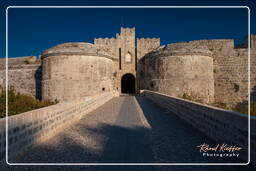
top-left (41, 42), bottom-right (115, 102)
top-left (0, 91), bottom-right (118, 161)
top-left (94, 27), bottom-right (138, 93)
top-left (115, 27), bottom-right (137, 92)
top-left (94, 37), bottom-right (118, 57)
top-left (0, 56), bottom-right (41, 98)
top-left (143, 90), bottom-right (253, 163)
top-left (137, 38), bottom-right (160, 59)
top-left (0, 56), bottom-right (38, 70)
top-left (244, 34), bottom-right (256, 49)
top-left (152, 39), bottom-right (255, 108)
top-left (1, 28), bottom-right (254, 109)
top-left (251, 49), bottom-right (256, 101)
top-left (136, 38), bottom-right (161, 90)
top-left (143, 47), bottom-right (214, 103)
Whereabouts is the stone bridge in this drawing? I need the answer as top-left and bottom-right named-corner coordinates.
top-left (0, 91), bottom-right (255, 171)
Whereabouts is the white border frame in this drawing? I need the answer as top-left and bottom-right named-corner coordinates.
top-left (5, 6), bottom-right (250, 166)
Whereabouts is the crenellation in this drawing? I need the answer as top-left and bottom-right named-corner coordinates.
top-left (1, 27), bottom-right (255, 109)
top-left (137, 38), bottom-right (161, 59)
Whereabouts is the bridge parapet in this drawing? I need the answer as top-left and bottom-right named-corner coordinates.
top-left (0, 91), bottom-right (118, 162)
top-left (142, 90), bottom-right (255, 164)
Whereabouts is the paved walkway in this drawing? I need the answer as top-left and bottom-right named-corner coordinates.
top-left (4, 96), bottom-right (251, 170)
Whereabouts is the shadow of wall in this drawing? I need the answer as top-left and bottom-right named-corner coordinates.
top-left (35, 66), bottom-right (42, 100)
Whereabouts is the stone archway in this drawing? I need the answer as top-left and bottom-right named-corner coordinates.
top-left (121, 73), bottom-right (135, 94)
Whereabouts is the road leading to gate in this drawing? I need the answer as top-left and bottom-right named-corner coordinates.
top-left (8, 96), bottom-right (247, 171)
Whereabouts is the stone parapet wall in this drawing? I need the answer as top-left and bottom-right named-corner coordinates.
top-left (137, 38), bottom-right (160, 59)
top-left (0, 91), bottom-right (118, 161)
top-left (94, 37), bottom-right (118, 57)
top-left (167, 39), bottom-right (234, 51)
top-left (41, 42), bottom-right (116, 60)
top-left (0, 56), bottom-right (39, 70)
top-left (0, 64), bottom-right (42, 98)
top-left (142, 90), bottom-right (255, 164)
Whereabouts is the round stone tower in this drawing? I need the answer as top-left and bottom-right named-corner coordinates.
top-left (41, 42), bottom-right (116, 102)
top-left (143, 44), bottom-right (214, 103)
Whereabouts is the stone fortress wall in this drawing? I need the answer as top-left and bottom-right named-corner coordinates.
top-left (0, 91), bottom-right (118, 161)
top-left (0, 28), bottom-right (255, 164)
top-left (136, 38), bottom-right (161, 90)
top-left (139, 36), bottom-right (256, 107)
top-left (116, 28), bottom-right (137, 92)
top-left (0, 28), bottom-right (255, 108)
top-left (247, 35), bottom-right (256, 102)
top-left (94, 28), bottom-right (137, 92)
top-left (41, 42), bottom-right (116, 102)
top-left (94, 37), bottom-right (118, 57)
top-left (142, 90), bottom-right (254, 163)
top-left (0, 56), bottom-right (42, 98)
top-left (137, 38), bottom-right (160, 59)
top-left (142, 46), bottom-right (215, 103)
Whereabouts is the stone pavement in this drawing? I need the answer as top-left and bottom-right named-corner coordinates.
top-left (1, 96), bottom-right (252, 170)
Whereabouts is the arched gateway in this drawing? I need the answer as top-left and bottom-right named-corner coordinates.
top-left (121, 73), bottom-right (135, 94)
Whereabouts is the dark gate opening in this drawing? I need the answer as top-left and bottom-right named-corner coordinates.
top-left (121, 73), bottom-right (135, 94)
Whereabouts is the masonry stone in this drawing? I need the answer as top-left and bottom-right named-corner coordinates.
top-left (0, 27), bottom-right (255, 108)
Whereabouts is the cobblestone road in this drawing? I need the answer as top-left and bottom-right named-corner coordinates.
top-left (2, 96), bottom-right (252, 170)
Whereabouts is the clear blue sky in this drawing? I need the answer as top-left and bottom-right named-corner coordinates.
top-left (0, 0), bottom-right (255, 58)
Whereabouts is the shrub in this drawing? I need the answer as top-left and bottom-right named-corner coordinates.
top-left (0, 89), bottom-right (57, 118)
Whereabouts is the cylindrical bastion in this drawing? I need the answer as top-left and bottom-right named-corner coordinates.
top-left (143, 44), bottom-right (215, 103)
top-left (41, 42), bottom-right (116, 102)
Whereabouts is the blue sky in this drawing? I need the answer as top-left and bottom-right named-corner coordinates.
top-left (0, 0), bottom-right (255, 58)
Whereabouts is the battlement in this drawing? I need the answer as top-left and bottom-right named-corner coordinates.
top-left (137, 38), bottom-right (160, 43)
top-left (0, 56), bottom-right (39, 70)
top-left (145, 44), bottom-right (213, 58)
top-left (120, 27), bottom-right (135, 35)
top-left (137, 37), bottom-right (161, 59)
top-left (94, 37), bottom-right (117, 46)
top-left (166, 39), bottom-right (234, 51)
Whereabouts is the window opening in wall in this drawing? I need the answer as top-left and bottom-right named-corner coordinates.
top-left (125, 52), bottom-right (132, 63)
top-left (119, 48), bottom-right (121, 70)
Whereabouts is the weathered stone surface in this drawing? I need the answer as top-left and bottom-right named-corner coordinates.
top-left (142, 45), bottom-right (214, 103)
top-left (143, 90), bottom-right (254, 164)
top-left (95, 27), bottom-right (138, 93)
top-left (42, 54), bottom-right (114, 102)
top-left (41, 42), bottom-right (116, 60)
top-left (0, 91), bottom-right (118, 162)
top-left (0, 28), bottom-right (255, 108)
top-left (0, 64), bottom-right (41, 98)
top-left (137, 38), bottom-right (160, 59)
top-left (0, 56), bottom-right (39, 70)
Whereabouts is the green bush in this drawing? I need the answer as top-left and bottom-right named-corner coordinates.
top-left (0, 89), bottom-right (57, 118)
